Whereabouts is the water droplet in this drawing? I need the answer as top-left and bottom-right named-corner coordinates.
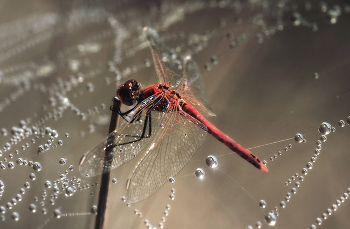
top-left (336, 199), bottom-right (342, 206)
top-left (302, 168), bottom-right (308, 175)
top-left (1, 128), bottom-right (8, 136)
top-left (322, 212), bottom-right (328, 219)
top-left (168, 177), bottom-right (175, 183)
top-left (307, 162), bottom-right (313, 169)
top-left (24, 182), bottom-right (30, 189)
top-left (327, 208), bottom-right (332, 215)
top-left (210, 56), bottom-right (218, 65)
top-left (0, 206), bottom-right (5, 214)
top-left (45, 181), bottom-right (52, 188)
top-left (53, 209), bottom-right (61, 218)
top-left (194, 168), bottom-right (205, 179)
top-left (169, 194), bottom-right (175, 200)
top-left (318, 122), bottom-right (332, 135)
top-left (256, 221), bottom-right (262, 228)
top-left (86, 83), bottom-right (94, 92)
top-left (65, 187), bottom-right (74, 196)
top-left (58, 140), bottom-right (63, 145)
top-left (59, 158), bottom-right (67, 165)
top-left (338, 120), bottom-right (346, 127)
top-left (112, 178), bottom-right (117, 184)
top-left (332, 204), bottom-right (337, 211)
top-left (29, 204), bottom-right (37, 213)
top-left (29, 173), bottom-right (36, 181)
top-left (205, 155), bottom-right (218, 168)
top-left (65, 133), bottom-right (69, 137)
top-left (91, 205), bottom-right (97, 214)
top-left (11, 212), bottom-right (19, 221)
top-left (8, 162), bottom-right (14, 169)
top-left (280, 201), bottom-right (286, 208)
top-left (33, 162), bottom-right (42, 171)
top-left (259, 200), bottom-right (267, 208)
top-left (314, 72), bottom-right (319, 79)
top-left (291, 188), bottom-right (297, 194)
top-left (264, 212), bottom-right (276, 226)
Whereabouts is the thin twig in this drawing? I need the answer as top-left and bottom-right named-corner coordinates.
top-left (95, 96), bottom-right (121, 229)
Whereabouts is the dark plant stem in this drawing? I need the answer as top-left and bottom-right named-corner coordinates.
top-left (95, 96), bottom-right (121, 229)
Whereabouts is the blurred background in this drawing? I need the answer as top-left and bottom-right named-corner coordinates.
top-left (0, 0), bottom-right (350, 228)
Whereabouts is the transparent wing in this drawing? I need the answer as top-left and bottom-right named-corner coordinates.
top-left (79, 95), bottom-right (167, 177)
top-left (143, 26), bottom-right (183, 89)
top-left (181, 56), bottom-right (216, 117)
top-left (144, 27), bottom-right (215, 117)
top-left (126, 106), bottom-right (207, 203)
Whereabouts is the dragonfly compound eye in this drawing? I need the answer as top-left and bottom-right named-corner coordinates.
top-left (117, 79), bottom-right (141, 106)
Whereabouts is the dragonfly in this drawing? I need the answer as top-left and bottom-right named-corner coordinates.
top-left (79, 27), bottom-right (268, 203)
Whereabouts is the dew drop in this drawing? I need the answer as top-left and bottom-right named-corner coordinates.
top-left (24, 182), bottom-right (30, 189)
top-left (11, 212), bottom-right (19, 221)
top-left (8, 162), bottom-right (15, 169)
top-left (59, 158), bottom-right (67, 165)
top-left (29, 173), bottom-right (36, 181)
top-left (320, 135), bottom-right (327, 142)
top-left (86, 83), bottom-right (94, 92)
top-left (38, 145), bottom-right (45, 154)
top-left (332, 204), bottom-right (337, 211)
top-left (302, 168), bottom-right (308, 175)
top-left (256, 221), bottom-right (262, 228)
top-left (205, 155), bottom-right (218, 168)
top-left (45, 181), bottom-right (52, 188)
top-left (53, 209), bottom-right (61, 218)
top-left (16, 194), bottom-right (22, 201)
top-left (280, 201), bottom-right (286, 208)
top-left (322, 212), bottom-right (327, 219)
top-left (91, 205), bottom-right (98, 214)
top-left (58, 140), bottom-right (63, 145)
top-left (29, 204), bottom-right (37, 213)
top-left (318, 122), bottom-right (332, 135)
top-left (112, 178), bottom-right (118, 184)
top-left (33, 162), bottom-right (42, 171)
top-left (307, 162), bottom-right (313, 169)
top-left (259, 200), bottom-right (267, 208)
top-left (65, 133), bottom-right (69, 137)
top-left (0, 206), bottom-right (5, 214)
top-left (168, 177), bottom-right (175, 183)
top-left (194, 168), bottom-right (205, 179)
top-left (169, 193), bottom-right (175, 200)
top-left (327, 208), bottom-right (332, 215)
top-left (339, 120), bottom-right (346, 127)
top-left (264, 212), bottom-right (277, 226)
top-left (65, 187), bottom-right (74, 196)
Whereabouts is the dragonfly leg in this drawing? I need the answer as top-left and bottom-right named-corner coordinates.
top-left (114, 112), bottom-right (152, 147)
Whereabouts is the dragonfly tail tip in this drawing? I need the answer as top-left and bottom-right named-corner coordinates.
top-left (260, 164), bottom-right (269, 172)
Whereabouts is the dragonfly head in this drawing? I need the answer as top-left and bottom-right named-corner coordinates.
top-left (117, 79), bottom-right (141, 106)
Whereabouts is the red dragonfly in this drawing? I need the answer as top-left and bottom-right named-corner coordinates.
top-left (79, 27), bottom-right (268, 203)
